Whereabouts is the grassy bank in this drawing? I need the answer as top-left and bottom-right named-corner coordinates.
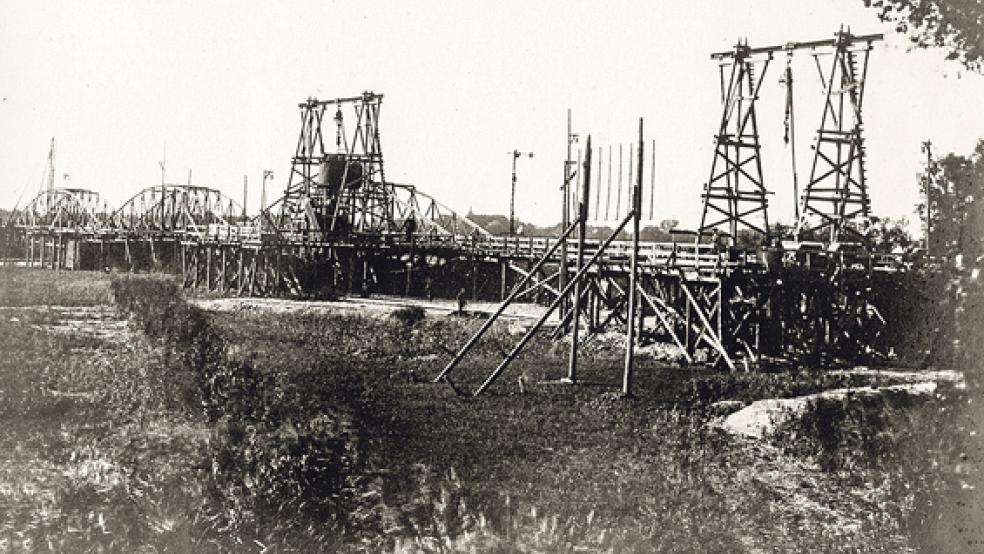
top-left (0, 266), bottom-right (977, 552)
top-left (0, 267), bottom-right (112, 306)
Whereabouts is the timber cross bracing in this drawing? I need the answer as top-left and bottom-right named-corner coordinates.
top-left (797, 29), bottom-right (880, 241)
top-left (699, 40), bottom-right (771, 242)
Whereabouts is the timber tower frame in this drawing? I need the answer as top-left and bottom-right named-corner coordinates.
top-left (797, 29), bottom-right (879, 242)
top-left (271, 92), bottom-right (392, 237)
top-left (699, 41), bottom-right (772, 245)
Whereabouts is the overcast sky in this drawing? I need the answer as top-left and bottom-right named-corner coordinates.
top-left (2, 1), bottom-right (984, 233)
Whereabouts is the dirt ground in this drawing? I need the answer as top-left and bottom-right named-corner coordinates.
top-left (194, 293), bottom-right (558, 323)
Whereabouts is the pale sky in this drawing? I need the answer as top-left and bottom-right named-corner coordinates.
top-left (2, 1), bottom-right (984, 233)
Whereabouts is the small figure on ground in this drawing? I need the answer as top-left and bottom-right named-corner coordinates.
top-left (456, 287), bottom-right (467, 315)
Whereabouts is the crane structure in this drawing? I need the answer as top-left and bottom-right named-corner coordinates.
top-left (797, 29), bottom-right (880, 241)
top-left (699, 40), bottom-right (772, 243)
top-left (269, 93), bottom-right (392, 237)
top-left (699, 28), bottom-right (883, 245)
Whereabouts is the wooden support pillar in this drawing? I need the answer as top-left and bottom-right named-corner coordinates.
top-left (591, 281), bottom-right (599, 330)
top-left (623, 119), bottom-right (644, 397)
top-left (221, 246), bottom-right (228, 292)
top-left (205, 246), bottom-right (212, 291)
top-left (716, 283), bottom-right (723, 349)
top-left (238, 248), bottom-right (245, 294)
top-left (567, 135), bottom-right (592, 384)
top-left (259, 252), bottom-right (267, 295)
top-left (248, 251), bottom-right (257, 296)
top-left (685, 288), bottom-right (692, 355)
top-left (273, 244), bottom-right (283, 294)
top-left (179, 244), bottom-right (185, 286)
top-left (500, 258), bottom-right (508, 301)
top-left (149, 238), bottom-right (158, 269)
top-left (405, 237), bottom-right (415, 297)
top-left (471, 255), bottom-right (478, 301)
top-left (347, 251), bottom-right (355, 294)
top-left (331, 249), bottom-right (339, 289)
top-left (193, 248), bottom-right (200, 288)
top-left (124, 239), bottom-right (133, 271)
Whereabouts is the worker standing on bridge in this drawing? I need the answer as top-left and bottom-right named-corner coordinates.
top-left (711, 228), bottom-right (725, 253)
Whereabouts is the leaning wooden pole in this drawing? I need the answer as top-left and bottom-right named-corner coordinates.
top-left (435, 219), bottom-right (580, 383)
top-left (623, 119), bottom-right (644, 397)
top-left (474, 210), bottom-right (634, 396)
top-left (566, 136), bottom-right (592, 384)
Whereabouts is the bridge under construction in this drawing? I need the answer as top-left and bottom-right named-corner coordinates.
top-left (1, 29), bottom-right (936, 394)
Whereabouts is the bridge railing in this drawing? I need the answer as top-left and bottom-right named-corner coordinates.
top-left (461, 235), bottom-right (728, 271)
top-left (205, 224), bottom-right (263, 243)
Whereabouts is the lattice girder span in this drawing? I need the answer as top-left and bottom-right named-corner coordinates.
top-left (105, 184), bottom-right (248, 239)
top-left (15, 188), bottom-right (114, 233)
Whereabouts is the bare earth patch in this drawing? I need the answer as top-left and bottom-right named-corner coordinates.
top-left (194, 294), bottom-right (556, 323)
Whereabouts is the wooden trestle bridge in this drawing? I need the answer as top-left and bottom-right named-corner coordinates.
top-left (1, 30), bottom-right (931, 394)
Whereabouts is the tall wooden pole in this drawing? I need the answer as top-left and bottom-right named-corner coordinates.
top-left (623, 119), bottom-right (644, 397)
top-left (922, 140), bottom-right (933, 255)
top-left (560, 110), bottom-right (573, 322)
top-left (649, 139), bottom-right (656, 220)
top-left (566, 136), bottom-right (592, 384)
top-left (605, 145), bottom-right (613, 221)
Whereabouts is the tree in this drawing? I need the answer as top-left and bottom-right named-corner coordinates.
top-left (911, 141), bottom-right (984, 374)
top-left (863, 0), bottom-right (984, 71)
top-left (867, 216), bottom-right (914, 251)
top-left (918, 140), bottom-right (984, 260)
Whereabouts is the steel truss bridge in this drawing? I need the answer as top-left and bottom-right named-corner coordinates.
top-left (1, 32), bottom-right (930, 387)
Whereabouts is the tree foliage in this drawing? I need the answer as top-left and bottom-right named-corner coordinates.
top-left (868, 216), bottom-right (914, 251)
top-left (864, 0), bottom-right (984, 70)
top-left (919, 139), bottom-right (984, 259)
top-left (916, 140), bottom-right (984, 370)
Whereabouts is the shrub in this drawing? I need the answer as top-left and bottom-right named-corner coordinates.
top-left (205, 408), bottom-right (363, 543)
top-left (111, 276), bottom-right (226, 412)
top-left (109, 277), bottom-right (379, 545)
top-left (391, 305), bottom-right (426, 327)
top-left (770, 386), bottom-right (975, 551)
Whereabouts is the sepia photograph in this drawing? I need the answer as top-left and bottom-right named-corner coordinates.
top-left (1, 1), bottom-right (982, 551)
